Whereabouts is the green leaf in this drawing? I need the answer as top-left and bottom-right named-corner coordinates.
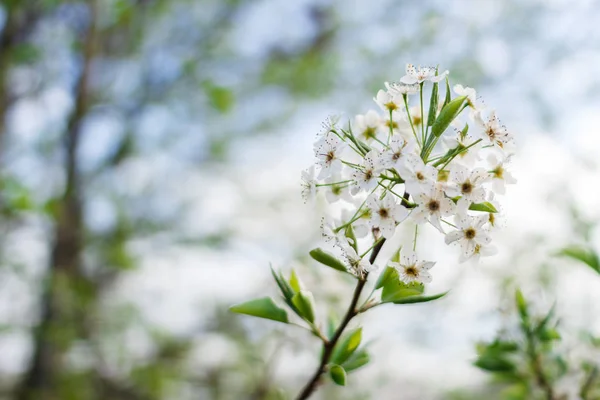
top-left (392, 292), bottom-right (448, 304)
top-left (427, 73), bottom-right (439, 127)
top-left (469, 201), bottom-right (498, 213)
top-left (229, 297), bottom-right (288, 323)
top-left (443, 76), bottom-right (452, 108)
top-left (431, 96), bottom-right (467, 137)
top-left (289, 269), bottom-right (302, 293)
top-left (539, 328), bottom-right (561, 342)
top-left (515, 289), bottom-right (528, 319)
top-left (270, 267), bottom-right (294, 301)
top-left (206, 85), bottom-right (234, 113)
top-left (474, 355), bottom-right (516, 373)
top-left (557, 246), bottom-right (600, 273)
top-left (345, 225), bottom-right (358, 253)
top-left (291, 290), bottom-right (316, 323)
top-left (329, 364), bottom-right (346, 386)
top-left (309, 248), bottom-right (348, 273)
top-left (374, 266), bottom-right (397, 290)
top-left (332, 328), bottom-right (362, 365)
top-left (327, 312), bottom-right (339, 339)
top-left (381, 274), bottom-right (424, 303)
top-left (342, 349), bottom-right (370, 372)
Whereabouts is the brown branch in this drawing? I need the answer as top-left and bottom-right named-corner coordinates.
top-left (295, 239), bottom-right (385, 400)
top-left (15, 2), bottom-right (98, 398)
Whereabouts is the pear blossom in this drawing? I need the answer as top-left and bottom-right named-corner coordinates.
top-left (340, 241), bottom-right (375, 276)
top-left (458, 242), bottom-right (498, 264)
top-left (366, 194), bottom-right (408, 238)
top-left (446, 164), bottom-right (488, 211)
top-left (475, 110), bottom-right (513, 151)
top-left (445, 214), bottom-right (492, 260)
top-left (442, 132), bottom-right (482, 167)
top-left (453, 84), bottom-right (481, 111)
top-left (374, 89), bottom-right (404, 114)
top-left (354, 110), bottom-right (383, 142)
top-left (351, 150), bottom-right (382, 193)
top-left (398, 155), bottom-right (437, 195)
top-left (487, 154), bottom-right (517, 195)
top-left (380, 136), bottom-right (415, 169)
top-left (301, 166), bottom-right (318, 203)
top-left (389, 251), bottom-right (435, 284)
top-left (411, 188), bottom-right (456, 232)
top-left (400, 64), bottom-right (448, 84)
top-left (314, 134), bottom-right (347, 179)
top-left (384, 81), bottom-right (419, 95)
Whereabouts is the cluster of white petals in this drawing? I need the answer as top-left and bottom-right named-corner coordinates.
top-left (302, 63), bottom-right (516, 284)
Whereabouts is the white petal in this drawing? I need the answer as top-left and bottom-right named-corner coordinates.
top-left (445, 230), bottom-right (463, 244)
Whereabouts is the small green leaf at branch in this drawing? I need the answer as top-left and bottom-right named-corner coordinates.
top-left (291, 290), bottom-right (316, 323)
top-left (431, 96), bottom-right (467, 137)
top-left (331, 327), bottom-right (362, 365)
top-left (229, 297), bottom-right (288, 323)
top-left (329, 364), bottom-right (347, 386)
top-left (309, 248), bottom-right (348, 273)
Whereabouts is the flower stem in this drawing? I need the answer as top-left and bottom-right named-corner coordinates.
top-left (295, 239), bottom-right (386, 400)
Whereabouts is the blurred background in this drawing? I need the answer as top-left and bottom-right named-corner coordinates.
top-left (1, 0), bottom-right (600, 399)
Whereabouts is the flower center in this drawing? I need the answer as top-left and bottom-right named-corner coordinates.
top-left (364, 170), bottom-right (373, 180)
top-left (405, 266), bottom-right (419, 277)
top-left (416, 172), bottom-right (425, 181)
top-left (385, 102), bottom-right (398, 111)
top-left (363, 127), bottom-right (377, 140)
top-left (493, 166), bottom-right (504, 179)
top-left (461, 181), bottom-right (473, 194)
top-left (427, 200), bottom-right (440, 212)
top-left (486, 127), bottom-right (496, 140)
top-left (386, 120), bottom-right (398, 130)
top-left (326, 151), bottom-right (335, 162)
top-left (464, 228), bottom-right (476, 239)
top-left (378, 208), bottom-right (389, 219)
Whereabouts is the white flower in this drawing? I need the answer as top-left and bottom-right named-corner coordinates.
top-left (458, 242), bottom-right (497, 263)
top-left (366, 194), bottom-right (409, 238)
top-left (320, 216), bottom-right (344, 243)
top-left (374, 89), bottom-right (404, 114)
top-left (385, 81), bottom-right (419, 95)
top-left (487, 154), bottom-right (517, 195)
top-left (323, 178), bottom-right (353, 204)
top-left (389, 251), bottom-right (435, 284)
top-left (484, 192), bottom-right (504, 230)
top-left (351, 150), bottom-right (382, 193)
top-left (340, 241), bottom-right (375, 276)
top-left (475, 110), bottom-right (513, 151)
top-left (398, 155), bottom-right (437, 195)
top-left (301, 166), bottom-right (318, 203)
top-left (445, 214), bottom-right (493, 260)
top-left (411, 188), bottom-right (456, 232)
top-left (314, 134), bottom-right (347, 179)
top-left (354, 110), bottom-right (383, 142)
top-left (442, 132), bottom-right (482, 167)
top-left (400, 64), bottom-right (448, 85)
top-left (446, 164), bottom-right (488, 212)
top-left (453, 84), bottom-right (481, 112)
top-left (380, 136), bottom-right (415, 169)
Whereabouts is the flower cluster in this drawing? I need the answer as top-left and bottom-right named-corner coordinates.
top-left (302, 63), bottom-right (516, 283)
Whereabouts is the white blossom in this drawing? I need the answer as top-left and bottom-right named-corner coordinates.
top-left (354, 110), bottom-right (384, 142)
top-left (385, 81), bottom-right (419, 95)
top-left (446, 164), bottom-right (488, 212)
top-left (442, 132), bottom-right (482, 167)
top-left (366, 193), bottom-right (409, 238)
top-left (389, 251), bottom-right (435, 284)
top-left (400, 64), bottom-right (448, 84)
top-left (398, 155), bottom-right (438, 195)
top-left (475, 110), bottom-right (513, 151)
top-left (301, 166), bottom-right (318, 203)
top-left (380, 136), bottom-right (416, 169)
top-left (445, 214), bottom-right (493, 261)
top-left (411, 188), bottom-right (456, 232)
top-left (351, 150), bottom-right (382, 193)
top-left (314, 134), bottom-right (347, 179)
top-left (487, 154), bottom-right (517, 195)
top-left (374, 89), bottom-right (404, 114)
top-left (340, 241), bottom-right (375, 276)
top-left (458, 242), bottom-right (497, 264)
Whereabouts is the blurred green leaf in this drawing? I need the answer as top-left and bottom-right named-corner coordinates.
top-left (342, 348), bottom-right (370, 372)
top-left (392, 292), bottom-right (448, 305)
top-left (289, 269), bottom-right (302, 293)
top-left (557, 245), bottom-right (600, 273)
top-left (309, 248), bottom-right (348, 273)
top-left (345, 225), bottom-right (357, 253)
top-left (474, 355), bottom-right (516, 373)
top-left (329, 364), bottom-right (346, 386)
top-left (229, 297), bottom-right (288, 323)
top-left (515, 289), bottom-right (528, 319)
top-left (469, 202), bottom-right (498, 213)
top-left (291, 290), bottom-right (316, 323)
top-left (381, 273), bottom-right (424, 303)
top-left (206, 85), bottom-right (234, 113)
top-left (332, 327), bottom-right (362, 365)
top-left (427, 73), bottom-right (439, 127)
top-left (539, 328), bottom-right (561, 342)
top-left (431, 96), bottom-right (465, 137)
top-left (375, 266), bottom-right (397, 290)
